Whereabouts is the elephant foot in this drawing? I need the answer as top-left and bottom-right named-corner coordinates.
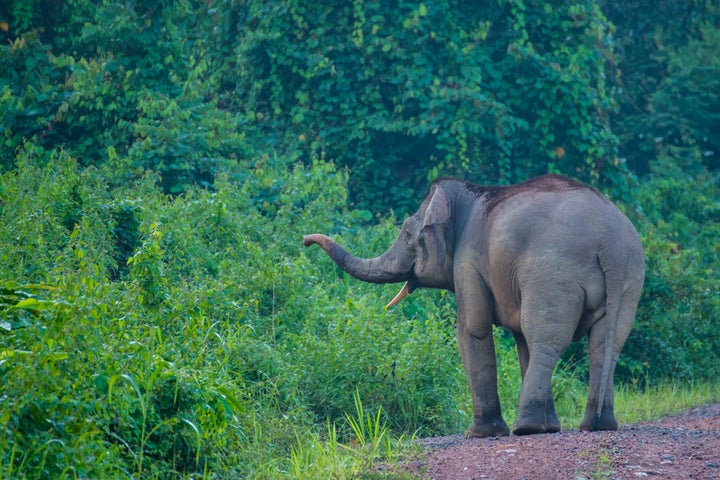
top-left (465, 417), bottom-right (510, 438)
top-left (512, 401), bottom-right (561, 436)
top-left (580, 406), bottom-right (618, 432)
top-left (512, 419), bottom-right (561, 436)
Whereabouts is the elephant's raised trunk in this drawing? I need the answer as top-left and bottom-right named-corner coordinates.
top-left (303, 233), bottom-right (412, 285)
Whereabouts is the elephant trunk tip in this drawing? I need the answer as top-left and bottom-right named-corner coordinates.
top-left (303, 234), bottom-right (325, 248)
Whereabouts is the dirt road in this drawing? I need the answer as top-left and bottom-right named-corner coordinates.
top-left (400, 403), bottom-right (720, 479)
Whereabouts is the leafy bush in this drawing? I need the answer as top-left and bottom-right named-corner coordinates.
top-left (0, 0), bottom-right (254, 195)
top-left (231, 0), bottom-right (627, 212)
top-left (621, 154), bottom-right (720, 382)
top-left (604, 0), bottom-right (720, 175)
top-left (289, 287), bottom-right (467, 436)
top-left (1, 147), bottom-right (480, 477)
top-left (0, 0), bottom-right (630, 211)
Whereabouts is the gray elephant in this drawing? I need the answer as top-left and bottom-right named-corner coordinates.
top-left (303, 174), bottom-right (644, 437)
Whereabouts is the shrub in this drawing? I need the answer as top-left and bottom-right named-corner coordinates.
top-left (230, 0), bottom-right (626, 212)
top-left (621, 154), bottom-right (720, 382)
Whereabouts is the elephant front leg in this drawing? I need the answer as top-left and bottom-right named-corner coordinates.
top-left (456, 283), bottom-right (510, 438)
top-left (459, 324), bottom-right (510, 438)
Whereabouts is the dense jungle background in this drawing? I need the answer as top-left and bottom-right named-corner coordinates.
top-left (1, 1), bottom-right (719, 478)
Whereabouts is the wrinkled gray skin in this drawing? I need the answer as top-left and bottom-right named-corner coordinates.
top-left (304, 175), bottom-right (645, 437)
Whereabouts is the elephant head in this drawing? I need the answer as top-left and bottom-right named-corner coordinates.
top-left (303, 183), bottom-right (455, 307)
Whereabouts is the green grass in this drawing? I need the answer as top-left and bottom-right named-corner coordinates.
top-left (615, 381), bottom-right (720, 424)
top-left (279, 392), bottom-right (420, 480)
top-left (555, 380), bottom-right (720, 430)
top-left (315, 381), bottom-right (720, 479)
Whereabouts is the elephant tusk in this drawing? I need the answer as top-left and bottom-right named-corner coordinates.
top-left (385, 282), bottom-right (410, 309)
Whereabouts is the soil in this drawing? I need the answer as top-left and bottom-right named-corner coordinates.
top-left (396, 403), bottom-right (720, 479)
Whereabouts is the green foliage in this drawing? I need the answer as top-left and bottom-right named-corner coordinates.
top-left (344, 389), bottom-right (391, 460)
top-left (587, 0), bottom-right (720, 387)
top-left (605, 0), bottom-right (720, 174)
top-left (0, 148), bottom-right (460, 477)
top-left (649, 20), bottom-right (720, 167)
top-left (1, 0), bottom-right (631, 211)
top-left (0, 0), bottom-right (253, 194)
top-left (621, 154), bottom-right (720, 382)
top-left (288, 412), bottom-right (417, 480)
top-left (231, 0), bottom-right (626, 211)
top-left (289, 287), bottom-right (467, 436)
top-left (0, 284), bottom-right (55, 332)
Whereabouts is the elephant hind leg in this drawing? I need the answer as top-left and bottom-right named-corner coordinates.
top-left (512, 354), bottom-right (562, 436)
top-left (512, 331), bottom-right (529, 381)
top-left (512, 331), bottom-right (560, 436)
top-left (580, 403), bottom-right (617, 432)
top-left (580, 305), bottom-right (634, 431)
top-left (511, 350), bottom-right (565, 435)
top-left (512, 399), bottom-right (561, 435)
top-left (512, 293), bottom-right (582, 435)
top-left (580, 319), bottom-right (630, 431)
top-left (581, 321), bottom-right (613, 430)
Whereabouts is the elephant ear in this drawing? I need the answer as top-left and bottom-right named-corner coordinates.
top-left (423, 186), bottom-right (450, 228)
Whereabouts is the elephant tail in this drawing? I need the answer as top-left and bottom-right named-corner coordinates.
top-left (595, 248), bottom-right (626, 429)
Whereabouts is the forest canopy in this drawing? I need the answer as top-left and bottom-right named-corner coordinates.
top-left (1, 1), bottom-right (718, 478)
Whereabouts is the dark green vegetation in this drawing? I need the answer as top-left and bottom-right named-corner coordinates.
top-left (1, 1), bottom-right (718, 478)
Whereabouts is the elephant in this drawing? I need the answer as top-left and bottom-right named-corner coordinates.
top-left (303, 174), bottom-right (645, 437)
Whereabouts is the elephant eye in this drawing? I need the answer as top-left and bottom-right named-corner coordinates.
top-left (404, 227), bottom-right (418, 247)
